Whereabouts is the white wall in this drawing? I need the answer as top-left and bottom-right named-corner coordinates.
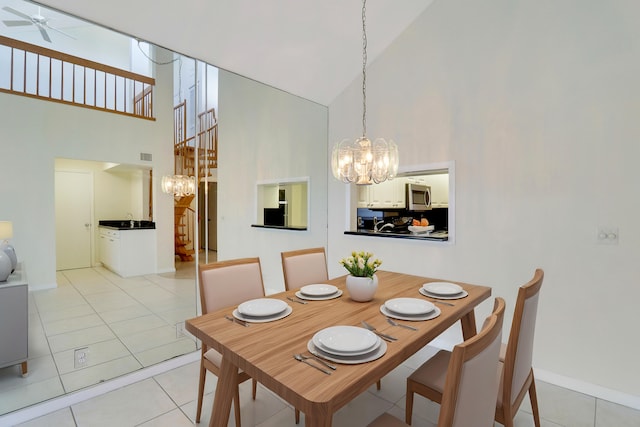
top-left (0, 49), bottom-right (175, 288)
top-left (329, 0), bottom-right (640, 402)
top-left (217, 70), bottom-right (329, 294)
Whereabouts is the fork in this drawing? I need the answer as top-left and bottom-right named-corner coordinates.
top-left (361, 321), bottom-right (398, 342)
top-left (287, 296), bottom-right (308, 305)
top-left (386, 317), bottom-right (418, 331)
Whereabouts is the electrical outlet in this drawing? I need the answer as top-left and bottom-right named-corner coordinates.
top-left (597, 226), bottom-right (619, 245)
top-left (176, 321), bottom-right (186, 338)
top-left (74, 347), bottom-right (89, 369)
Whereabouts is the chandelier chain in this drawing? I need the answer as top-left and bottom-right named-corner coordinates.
top-left (362, 0), bottom-right (367, 137)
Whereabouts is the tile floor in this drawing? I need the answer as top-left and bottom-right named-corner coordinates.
top-left (0, 259), bottom-right (201, 415)
top-left (11, 343), bottom-right (640, 427)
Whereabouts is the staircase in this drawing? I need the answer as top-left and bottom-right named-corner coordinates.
top-left (174, 194), bottom-right (195, 261)
top-left (171, 102), bottom-right (218, 260)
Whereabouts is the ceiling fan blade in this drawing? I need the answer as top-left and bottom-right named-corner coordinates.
top-left (2, 6), bottom-right (33, 21)
top-left (36, 24), bottom-right (51, 42)
top-left (45, 23), bottom-right (76, 40)
top-left (2, 19), bottom-right (33, 27)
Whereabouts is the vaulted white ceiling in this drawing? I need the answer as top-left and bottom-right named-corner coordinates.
top-left (8, 0), bottom-right (435, 106)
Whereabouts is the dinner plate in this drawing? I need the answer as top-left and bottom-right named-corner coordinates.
top-left (300, 284), bottom-right (339, 297)
top-left (295, 289), bottom-right (343, 301)
top-left (384, 297), bottom-right (434, 315)
top-left (312, 326), bottom-right (378, 354)
top-left (422, 282), bottom-right (463, 296)
top-left (237, 298), bottom-right (288, 317)
top-left (380, 304), bottom-right (441, 322)
top-left (232, 305), bottom-right (292, 323)
top-left (315, 336), bottom-right (381, 356)
top-left (419, 287), bottom-right (468, 300)
top-left (307, 339), bottom-right (387, 364)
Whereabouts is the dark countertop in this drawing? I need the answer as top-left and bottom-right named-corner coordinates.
top-left (98, 220), bottom-right (156, 230)
top-left (344, 229), bottom-right (448, 241)
top-left (251, 224), bottom-right (307, 231)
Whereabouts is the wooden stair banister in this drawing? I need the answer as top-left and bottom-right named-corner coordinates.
top-left (170, 104), bottom-right (218, 261)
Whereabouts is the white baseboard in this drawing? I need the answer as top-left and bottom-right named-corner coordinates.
top-left (0, 352), bottom-right (199, 426)
top-left (534, 368), bottom-right (640, 411)
top-left (27, 282), bottom-right (57, 292)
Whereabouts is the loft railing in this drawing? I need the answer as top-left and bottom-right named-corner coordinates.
top-left (0, 35), bottom-right (155, 120)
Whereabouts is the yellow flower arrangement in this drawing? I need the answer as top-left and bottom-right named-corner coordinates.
top-left (339, 251), bottom-right (382, 278)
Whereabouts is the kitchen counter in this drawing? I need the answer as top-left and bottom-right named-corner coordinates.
top-left (251, 224), bottom-right (307, 231)
top-left (345, 229), bottom-right (448, 241)
top-left (98, 224), bottom-right (157, 277)
top-left (98, 220), bottom-right (155, 230)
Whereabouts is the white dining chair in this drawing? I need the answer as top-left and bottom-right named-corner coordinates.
top-left (368, 298), bottom-right (505, 427)
top-left (495, 269), bottom-right (544, 427)
top-left (195, 257), bottom-right (265, 426)
top-left (281, 247), bottom-right (329, 291)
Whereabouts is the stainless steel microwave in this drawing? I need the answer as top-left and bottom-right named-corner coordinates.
top-left (406, 183), bottom-right (431, 211)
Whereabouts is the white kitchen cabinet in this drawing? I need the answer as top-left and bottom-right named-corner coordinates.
top-left (99, 227), bottom-right (157, 277)
top-left (419, 173), bottom-right (449, 207)
top-left (99, 228), bottom-right (120, 273)
top-left (357, 178), bottom-right (406, 209)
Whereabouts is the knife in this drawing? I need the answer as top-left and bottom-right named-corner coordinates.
top-left (225, 315), bottom-right (249, 327)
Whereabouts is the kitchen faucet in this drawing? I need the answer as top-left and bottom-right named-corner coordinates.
top-left (374, 219), bottom-right (394, 233)
top-left (126, 212), bottom-right (134, 228)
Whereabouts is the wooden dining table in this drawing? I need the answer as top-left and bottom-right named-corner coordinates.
top-left (185, 270), bottom-right (491, 427)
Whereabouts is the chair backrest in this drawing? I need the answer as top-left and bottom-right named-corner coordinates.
top-left (502, 268), bottom-right (544, 407)
top-left (438, 299), bottom-right (505, 427)
top-left (198, 257), bottom-right (266, 314)
top-left (281, 247), bottom-right (328, 291)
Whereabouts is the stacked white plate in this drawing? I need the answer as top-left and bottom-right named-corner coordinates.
top-left (295, 284), bottom-right (343, 301)
top-left (420, 282), bottom-right (468, 300)
top-left (307, 325), bottom-right (387, 364)
top-left (233, 298), bottom-right (292, 323)
top-left (380, 297), bottom-right (441, 321)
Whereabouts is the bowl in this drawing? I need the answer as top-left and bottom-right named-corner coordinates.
top-left (408, 225), bottom-right (434, 234)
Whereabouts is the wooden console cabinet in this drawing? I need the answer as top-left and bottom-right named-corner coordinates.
top-left (0, 263), bottom-right (28, 376)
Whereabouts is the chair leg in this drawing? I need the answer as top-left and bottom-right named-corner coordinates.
top-left (529, 374), bottom-right (541, 427)
top-left (234, 386), bottom-right (242, 427)
top-left (295, 408), bottom-right (301, 424)
top-left (252, 378), bottom-right (257, 400)
top-left (376, 379), bottom-right (381, 390)
top-left (195, 364), bottom-right (207, 423)
top-left (405, 381), bottom-right (414, 425)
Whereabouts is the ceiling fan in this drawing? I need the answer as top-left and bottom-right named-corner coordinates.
top-left (2, 6), bottom-right (74, 42)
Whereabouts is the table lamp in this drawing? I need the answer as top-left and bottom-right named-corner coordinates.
top-left (0, 221), bottom-right (16, 280)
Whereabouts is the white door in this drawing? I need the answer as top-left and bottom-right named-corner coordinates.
top-left (55, 170), bottom-right (93, 270)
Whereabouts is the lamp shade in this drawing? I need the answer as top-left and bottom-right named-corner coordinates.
top-left (0, 221), bottom-right (13, 240)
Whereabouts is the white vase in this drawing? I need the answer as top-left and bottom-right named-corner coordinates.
top-left (0, 243), bottom-right (17, 273)
top-left (0, 251), bottom-right (11, 282)
top-left (346, 274), bottom-right (378, 302)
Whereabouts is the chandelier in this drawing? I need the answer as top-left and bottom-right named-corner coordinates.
top-left (331, 0), bottom-right (398, 185)
top-left (161, 174), bottom-right (196, 197)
